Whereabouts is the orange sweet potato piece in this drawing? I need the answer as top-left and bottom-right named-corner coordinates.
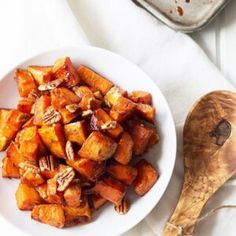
top-left (130, 91), bottom-right (152, 104)
top-left (104, 86), bottom-right (127, 107)
top-left (2, 156), bottom-right (20, 178)
top-left (38, 124), bottom-right (66, 158)
top-left (90, 194), bottom-right (107, 211)
top-left (136, 103), bottom-right (155, 123)
top-left (78, 131), bottom-right (117, 161)
top-left (78, 93), bottom-right (101, 111)
top-left (92, 175), bottom-right (127, 205)
top-left (53, 57), bottom-right (80, 88)
top-left (67, 157), bottom-right (105, 181)
top-left (59, 108), bottom-right (78, 124)
top-left (17, 98), bottom-right (35, 114)
top-left (16, 182), bottom-right (42, 210)
top-left (15, 69), bottom-right (38, 97)
top-left (32, 204), bottom-right (65, 228)
top-left (64, 121), bottom-right (87, 146)
top-left (73, 86), bottom-right (94, 98)
top-left (109, 96), bottom-right (136, 123)
top-left (64, 184), bottom-right (82, 208)
top-left (90, 108), bottom-right (123, 139)
top-left (77, 65), bottom-right (113, 95)
top-left (133, 159), bottom-right (159, 196)
top-left (0, 109), bottom-right (30, 151)
top-left (107, 161), bottom-right (137, 185)
top-left (147, 127), bottom-right (160, 148)
top-left (51, 87), bottom-right (80, 110)
top-left (113, 132), bottom-right (133, 165)
top-left (64, 196), bottom-right (92, 226)
top-left (20, 170), bottom-right (45, 187)
top-left (46, 177), bottom-right (65, 204)
top-left (33, 95), bottom-right (51, 126)
top-left (28, 65), bottom-right (53, 85)
top-left (6, 142), bottom-right (27, 166)
top-left (22, 117), bottom-right (34, 128)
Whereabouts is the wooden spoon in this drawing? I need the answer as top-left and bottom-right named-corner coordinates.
top-left (162, 91), bottom-right (236, 236)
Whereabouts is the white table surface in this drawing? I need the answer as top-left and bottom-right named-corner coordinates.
top-left (191, 0), bottom-right (236, 87)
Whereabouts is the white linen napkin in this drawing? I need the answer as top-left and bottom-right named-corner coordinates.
top-left (0, 0), bottom-right (236, 235)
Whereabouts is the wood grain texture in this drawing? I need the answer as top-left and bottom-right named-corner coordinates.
top-left (162, 91), bottom-right (236, 236)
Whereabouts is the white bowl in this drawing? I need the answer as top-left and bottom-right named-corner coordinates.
top-left (0, 46), bottom-right (176, 236)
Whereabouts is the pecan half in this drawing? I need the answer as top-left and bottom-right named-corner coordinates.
top-left (56, 167), bottom-right (75, 191)
top-left (101, 121), bottom-right (117, 130)
top-left (38, 78), bottom-right (64, 91)
top-left (65, 140), bottom-right (75, 161)
top-left (39, 155), bottom-right (56, 172)
top-left (43, 106), bottom-right (61, 125)
top-left (114, 199), bottom-right (130, 215)
top-left (65, 103), bottom-right (80, 113)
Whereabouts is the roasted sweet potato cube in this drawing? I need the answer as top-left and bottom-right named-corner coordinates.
top-left (15, 126), bottom-right (46, 162)
top-left (77, 65), bottom-right (113, 95)
top-left (32, 204), bottom-right (65, 228)
top-left (64, 184), bottom-right (82, 208)
top-left (28, 65), bottom-right (53, 85)
top-left (130, 91), bottom-right (152, 104)
top-left (64, 121), bottom-right (87, 146)
top-left (17, 98), bottom-right (35, 114)
top-left (147, 127), bottom-right (160, 148)
top-left (78, 93), bottom-right (101, 111)
top-left (133, 159), bottom-right (159, 196)
top-left (15, 69), bottom-right (38, 97)
top-left (113, 132), bottom-right (133, 165)
top-left (78, 131), bottom-right (117, 161)
top-left (0, 109), bottom-right (30, 151)
top-left (104, 86), bottom-right (127, 107)
top-left (51, 87), bottom-right (80, 110)
top-left (128, 121), bottom-right (154, 155)
top-left (33, 95), bottom-right (51, 126)
top-left (136, 103), bottom-right (155, 123)
top-left (53, 57), bottom-right (80, 88)
top-left (16, 183), bottom-right (42, 210)
top-left (73, 85), bottom-right (94, 98)
top-left (6, 142), bottom-right (27, 166)
top-left (38, 124), bottom-right (66, 158)
top-left (21, 171), bottom-right (45, 187)
top-left (90, 194), bottom-right (107, 211)
top-left (64, 196), bottom-right (92, 226)
top-left (2, 156), bottom-right (20, 178)
top-left (67, 158), bottom-right (105, 181)
top-left (92, 176), bottom-right (127, 205)
top-left (109, 96), bottom-right (136, 123)
top-left (90, 108), bottom-right (123, 139)
top-left (46, 177), bottom-right (65, 204)
top-left (107, 161), bottom-right (137, 185)
top-left (59, 108), bottom-right (78, 124)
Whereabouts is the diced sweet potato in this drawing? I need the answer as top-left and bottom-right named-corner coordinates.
top-left (64, 184), bottom-right (82, 208)
top-left (32, 204), bottom-right (65, 228)
top-left (133, 159), bottom-right (159, 196)
top-left (90, 108), bottom-right (123, 139)
top-left (127, 121), bottom-right (154, 156)
top-left (2, 156), bottom-right (20, 178)
top-left (17, 98), bottom-right (35, 114)
top-left (6, 142), bottom-right (27, 166)
top-left (78, 93), bottom-right (101, 111)
top-left (33, 95), bottom-right (51, 126)
top-left (51, 87), bottom-right (80, 110)
top-left (113, 132), bottom-right (133, 165)
top-left (136, 103), bottom-right (155, 123)
top-left (107, 161), bottom-right (137, 185)
top-left (15, 69), bottom-right (38, 97)
top-left (92, 175), bottom-right (127, 205)
top-left (77, 65), bottom-right (113, 95)
top-left (73, 85), bottom-right (94, 98)
top-left (64, 196), bottom-right (92, 226)
top-left (59, 108), bottom-right (78, 124)
top-left (109, 96), bottom-right (136, 123)
top-left (67, 158), bottom-right (105, 181)
top-left (22, 117), bottom-right (34, 128)
top-left (64, 121), bottom-right (87, 146)
top-left (0, 109), bottom-right (30, 151)
top-left (28, 65), bottom-right (53, 85)
top-left (16, 183), bottom-right (42, 210)
top-left (38, 124), bottom-right (66, 159)
top-left (15, 126), bottom-right (46, 163)
top-left (53, 57), bottom-right (80, 88)
top-left (147, 127), bottom-right (160, 148)
top-left (90, 194), bottom-right (107, 211)
top-left (104, 86), bottom-right (127, 107)
top-left (130, 91), bottom-right (152, 104)
top-left (78, 131), bottom-right (117, 161)
top-left (20, 170), bottom-right (45, 187)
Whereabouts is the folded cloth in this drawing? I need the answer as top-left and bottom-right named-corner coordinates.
top-left (0, 0), bottom-right (235, 235)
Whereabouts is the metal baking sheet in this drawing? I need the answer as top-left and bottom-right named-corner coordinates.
top-left (133, 0), bottom-right (231, 32)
